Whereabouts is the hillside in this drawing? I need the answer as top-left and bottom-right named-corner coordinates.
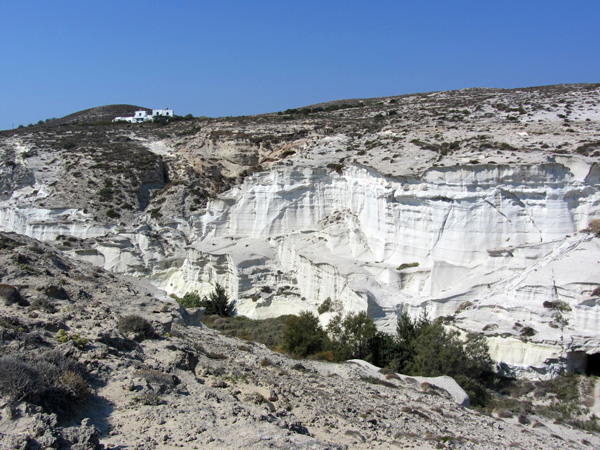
top-left (45, 105), bottom-right (152, 126)
top-left (0, 83), bottom-right (599, 380)
top-left (1, 231), bottom-right (599, 449)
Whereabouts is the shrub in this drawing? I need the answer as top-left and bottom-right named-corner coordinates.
top-left (260, 358), bottom-right (273, 367)
top-left (118, 315), bottom-right (155, 340)
top-left (0, 357), bottom-right (41, 401)
top-left (106, 209), bottom-right (121, 219)
top-left (132, 392), bottom-right (163, 406)
top-left (317, 298), bottom-right (333, 315)
top-left (543, 300), bottom-right (572, 312)
top-left (135, 369), bottom-right (176, 394)
top-left (98, 187), bottom-right (113, 201)
top-left (360, 376), bottom-right (397, 389)
top-left (44, 285), bottom-right (69, 300)
top-left (55, 329), bottom-right (88, 349)
top-left (177, 291), bottom-right (203, 308)
top-left (0, 351), bottom-right (90, 418)
top-left (396, 262), bottom-right (419, 271)
top-left (326, 163), bottom-right (343, 174)
top-left (520, 326), bottom-right (536, 337)
top-left (310, 350), bottom-right (335, 362)
top-left (149, 208), bottom-right (162, 219)
top-left (35, 349), bottom-right (85, 378)
top-left (455, 301), bottom-right (473, 314)
top-left (588, 219), bottom-right (600, 236)
top-left (203, 284), bottom-right (234, 317)
top-left (406, 323), bottom-right (494, 406)
top-left (281, 311), bottom-right (328, 357)
top-left (369, 311), bottom-right (495, 406)
top-left (201, 314), bottom-right (289, 349)
top-left (48, 371), bottom-right (91, 409)
top-left (30, 297), bottom-right (57, 313)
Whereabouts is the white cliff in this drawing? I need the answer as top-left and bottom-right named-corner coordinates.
top-left (55, 159), bottom-right (598, 376)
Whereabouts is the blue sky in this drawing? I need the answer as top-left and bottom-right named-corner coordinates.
top-left (2, 1), bottom-right (598, 130)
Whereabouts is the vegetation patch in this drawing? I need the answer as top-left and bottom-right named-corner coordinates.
top-left (317, 297), bottom-right (333, 315)
top-left (542, 300), bottom-right (572, 312)
top-left (588, 219), bottom-right (600, 236)
top-left (117, 315), bottom-right (155, 340)
top-left (202, 314), bottom-right (289, 349)
top-left (55, 329), bottom-right (89, 349)
top-left (489, 374), bottom-right (599, 431)
top-left (0, 351), bottom-right (90, 420)
top-left (397, 262), bottom-right (419, 271)
top-left (360, 376), bottom-right (398, 389)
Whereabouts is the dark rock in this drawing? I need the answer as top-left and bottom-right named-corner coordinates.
top-left (0, 283), bottom-right (29, 306)
top-left (44, 285), bottom-right (69, 300)
top-left (98, 330), bottom-right (138, 352)
top-left (288, 421), bottom-right (310, 435)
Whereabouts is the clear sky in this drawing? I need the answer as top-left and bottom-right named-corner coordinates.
top-left (2, 0), bottom-right (599, 131)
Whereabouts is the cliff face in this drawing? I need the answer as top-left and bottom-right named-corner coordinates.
top-left (1, 84), bottom-right (600, 376)
top-left (127, 162), bottom-right (599, 376)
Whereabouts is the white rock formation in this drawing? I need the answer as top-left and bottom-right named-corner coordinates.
top-left (41, 158), bottom-right (595, 377)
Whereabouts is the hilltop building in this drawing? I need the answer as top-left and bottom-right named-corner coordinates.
top-left (114, 108), bottom-right (174, 123)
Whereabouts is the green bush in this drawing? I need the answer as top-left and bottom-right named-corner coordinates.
top-left (178, 285), bottom-right (234, 316)
top-left (396, 262), bottom-right (419, 271)
top-left (281, 311), bottom-right (328, 357)
top-left (385, 312), bottom-right (495, 406)
top-left (202, 314), bottom-right (289, 349)
top-left (98, 187), bottom-right (113, 201)
top-left (177, 291), bottom-right (203, 308)
top-left (106, 209), bottom-right (121, 219)
top-left (327, 311), bottom-right (377, 361)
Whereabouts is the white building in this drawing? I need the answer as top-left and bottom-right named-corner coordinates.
top-left (114, 108), bottom-right (174, 123)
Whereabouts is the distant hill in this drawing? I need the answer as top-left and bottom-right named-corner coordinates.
top-left (45, 104), bottom-right (151, 126)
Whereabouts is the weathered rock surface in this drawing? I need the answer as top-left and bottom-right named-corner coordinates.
top-left (0, 231), bottom-right (599, 449)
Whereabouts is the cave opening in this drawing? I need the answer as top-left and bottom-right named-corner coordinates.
top-left (585, 353), bottom-right (600, 376)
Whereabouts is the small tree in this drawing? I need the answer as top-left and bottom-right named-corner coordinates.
top-left (281, 311), bottom-right (328, 357)
top-left (391, 310), bottom-right (431, 371)
top-left (403, 319), bottom-right (495, 406)
top-left (327, 311), bottom-right (377, 361)
top-left (204, 283), bottom-right (234, 317)
top-left (407, 323), bottom-right (465, 376)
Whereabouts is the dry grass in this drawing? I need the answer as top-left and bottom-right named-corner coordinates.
top-left (588, 219), bottom-right (600, 236)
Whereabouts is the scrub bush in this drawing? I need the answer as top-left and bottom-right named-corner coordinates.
top-left (118, 315), bottom-right (155, 340)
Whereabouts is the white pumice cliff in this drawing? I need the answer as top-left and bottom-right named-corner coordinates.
top-left (1, 85), bottom-right (600, 378)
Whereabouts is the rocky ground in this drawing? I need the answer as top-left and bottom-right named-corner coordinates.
top-left (1, 231), bottom-right (599, 449)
